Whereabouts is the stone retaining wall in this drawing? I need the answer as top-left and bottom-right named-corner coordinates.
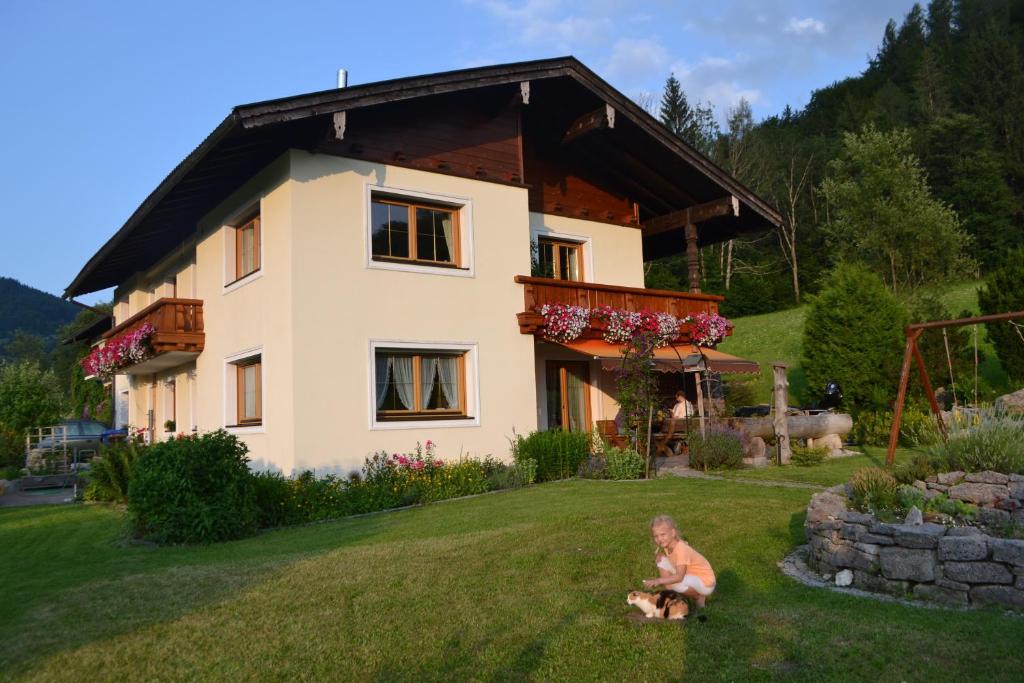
top-left (804, 475), bottom-right (1024, 610)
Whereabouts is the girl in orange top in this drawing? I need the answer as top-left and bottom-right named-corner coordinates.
top-left (642, 515), bottom-right (716, 607)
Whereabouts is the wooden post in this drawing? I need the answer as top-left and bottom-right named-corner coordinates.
top-left (684, 222), bottom-right (700, 293)
top-left (886, 330), bottom-right (920, 466)
top-left (772, 363), bottom-right (791, 465)
top-left (694, 371), bottom-right (706, 438)
top-left (911, 340), bottom-right (947, 441)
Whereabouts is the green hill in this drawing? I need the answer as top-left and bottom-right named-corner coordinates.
top-left (0, 277), bottom-right (78, 357)
top-left (717, 281), bottom-right (1013, 406)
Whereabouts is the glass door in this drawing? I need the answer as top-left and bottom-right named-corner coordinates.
top-left (545, 361), bottom-right (591, 431)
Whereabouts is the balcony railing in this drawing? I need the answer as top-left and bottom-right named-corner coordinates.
top-left (514, 275), bottom-right (725, 341)
top-left (102, 298), bottom-right (204, 374)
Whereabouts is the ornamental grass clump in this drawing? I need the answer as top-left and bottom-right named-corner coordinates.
top-left (849, 467), bottom-right (899, 514)
top-left (790, 444), bottom-right (829, 467)
top-left (511, 429), bottom-right (590, 482)
top-left (84, 440), bottom-right (146, 503)
top-left (928, 410), bottom-right (1024, 474)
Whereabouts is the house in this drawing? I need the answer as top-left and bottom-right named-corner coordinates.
top-left (65, 57), bottom-right (780, 474)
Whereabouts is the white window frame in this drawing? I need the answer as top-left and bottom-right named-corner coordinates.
top-left (368, 339), bottom-right (480, 430)
top-left (529, 226), bottom-right (593, 283)
top-left (222, 196), bottom-right (265, 294)
top-left (224, 346), bottom-right (265, 434)
top-left (364, 183), bottom-right (475, 278)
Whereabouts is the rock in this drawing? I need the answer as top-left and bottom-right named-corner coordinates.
top-left (825, 484), bottom-right (846, 495)
top-left (1010, 474), bottom-right (1024, 483)
top-left (835, 569), bottom-right (854, 587)
top-left (747, 437), bottom-right (766, 460)
top-left (936, 577), bottom-right (971, 591)
top-left (923, 512), bottom-right (954, 525)
top-left (943, 561), bottom-right (1014, 584)
top-left (853, 570), bottom-right (909, 596)
top-left (1010, 482), bottom-right (1024, 501)
top-left (937, 471), bottom-right (966, 486)
top-left (994, 388), bottom-right (1024, 415)
top-left (840, 510), bottom-right (875, 525)
top-left (893, 523), bottom-right (946, 549)
top-left (904, 506), bottom-right (924, 526)
top-left (965, 470), bottom-right (1010, 485)
top-left (826, 546), bottom-right (878, 571)
top-left (926, 482), bottom-right (949, 492)
top-left (1017, 576), bottom-right (1024, 591)
top-left (989, 538), bottom-right (1024, 566)
top-left (861, 533), bottom-right (895, 546)
top-left (948, 482), bottom-right (1007, 506)
top-left (806, 492), bottom-right (848, 523)
top-left (839, 524), bottom-right (867, 542)
top-left (970, 585), bottom-right (1024, 609)
top-left (912, 480), bottom-right (927, 491)
top-left (926, 475), bottom-right (938, 484)
top-left (938, 535), bottom-right (988, 561)
top-left (946, 526), bottom-right (982, 537)
top-left (869, 522), bottom-right (898, 536)
top-left (1013, 509), bottom-right (1024, 525)
top-left (977, 508), bottom-right (1011, 526)
top-left (996, 497), bottom-right (1022, 511)
top-left (854, 542), bottom-right (881, 556)
top-left (879, 547), bottom-right (937, 582)
top-left (923, 489), bottom-right (943, 502)
top-left (913, 583), bottom-right (969, 605)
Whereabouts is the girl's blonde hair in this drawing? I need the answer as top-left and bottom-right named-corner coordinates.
top-left (650, 515), bottom-right (678, 531)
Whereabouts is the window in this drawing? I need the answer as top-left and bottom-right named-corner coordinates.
top-left (374, 350), bottom-right (467, 420)
top-left (371, 197), bottom-right (460, 267)
top-left (234, 356), bottom-right (262, 425)
top-left (235, 216), bottom-right (261, 281)
top-left (537, 237), bottom-right (583, 281)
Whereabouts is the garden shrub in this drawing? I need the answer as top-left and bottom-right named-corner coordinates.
top-left (687, 427), bottom-right (745, 470)
top-left (128, 430), bottom-right (258, 544)
top-left (979, 247), bottom-right (1024, 382)
top-left (928, 411), bottom-right (1024, 474)
top-left (577, 456), bottom-right (607, 479)
top-left (511, 429), bottom-right (590, 482)
top-left (482, 456), bottom-right (536, 489)
top-left (892, 453), bottom-right (940, 485)
top-left (850, 467), bottom-right (899, 513)
top-left (803, 263), bottom-right (907, 411)
top-left (84, 440), bottom-right (145, 503)
top-left (603, 446), bottom-right (645, 480)
top-left (791, 445), bottom-right (829, 467)
top-left (851, 407), bottom-right (939, 447)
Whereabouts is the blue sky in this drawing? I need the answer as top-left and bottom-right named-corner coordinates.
top-left (0, 0), bottom-right (916, 305)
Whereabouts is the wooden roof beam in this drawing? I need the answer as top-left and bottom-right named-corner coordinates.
top-left (642, 195), bottom-right (740, 236)
top-left (562, 104), bottom-right (614, 144)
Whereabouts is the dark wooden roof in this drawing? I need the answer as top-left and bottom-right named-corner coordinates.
top-left (65, 56), bottom-right (781, 297)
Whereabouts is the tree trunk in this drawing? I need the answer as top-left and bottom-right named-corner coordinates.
top-left (772, 363), bottom-right (791, 465)
top-left (725, 240), bottom-right (734, 290)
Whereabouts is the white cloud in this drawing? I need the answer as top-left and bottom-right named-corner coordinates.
top-left (605, 38), bottom-right (670, 82)
top-left (469, 0), bottom-right (611, 51)
top-left (784, 17), bottom-right (826, 36)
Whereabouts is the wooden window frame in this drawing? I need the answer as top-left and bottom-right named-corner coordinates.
top-left (234, 216), bottom-right (261, 282)
top-left (371, 197), bottom-right (462, 268)
top-left (375, 351), bottom-right (469, 421)
top-left (537, 237), bottom-right (584, 281)
top-left (235, 357), bottom-right (262, 426)
top-left (546, 360), bottom-right (592, 432)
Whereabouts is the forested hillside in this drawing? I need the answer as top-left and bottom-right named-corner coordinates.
top-left (0, 277), bottom-right (77, 358)
top-left (646, 0), bottom-right (1023, 318)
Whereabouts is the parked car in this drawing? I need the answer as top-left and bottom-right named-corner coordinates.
top-left (26, 420), bottom-right (109, 470)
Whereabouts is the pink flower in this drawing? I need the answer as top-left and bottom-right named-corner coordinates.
top-left (434, 459), bottom-right (444, 467)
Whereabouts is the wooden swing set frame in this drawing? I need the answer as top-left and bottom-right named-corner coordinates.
top-left (886, 310), bottom-right (1024, 466)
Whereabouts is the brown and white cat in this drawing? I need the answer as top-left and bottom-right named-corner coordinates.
top-left (626, 590), bottom-right (689, 620)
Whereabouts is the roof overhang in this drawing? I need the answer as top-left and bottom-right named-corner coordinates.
top-left (65, 56), bottom-right (781, 298)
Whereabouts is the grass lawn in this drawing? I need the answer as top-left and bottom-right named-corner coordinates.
top-left (717, 280), bottom-right (1011, 404)
top-left (713, 447), bottom-right (920, 487)
top-left (3, 479), bottom-right (1023, 681)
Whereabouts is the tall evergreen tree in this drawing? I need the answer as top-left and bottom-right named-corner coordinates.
top-left (659, 74), bottom-right (690, 137)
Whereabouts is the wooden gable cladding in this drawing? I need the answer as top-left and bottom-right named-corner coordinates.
top-left (314, 87), bottom-right (524, 184)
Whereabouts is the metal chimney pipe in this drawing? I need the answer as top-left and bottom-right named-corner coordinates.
top-left (337, 69), bottom-right (348, 88)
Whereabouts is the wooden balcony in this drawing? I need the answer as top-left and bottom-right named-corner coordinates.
top-left (103, 298), bottom-right (204, 374)
top-left (514, 275), bottom-right (725, 342)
